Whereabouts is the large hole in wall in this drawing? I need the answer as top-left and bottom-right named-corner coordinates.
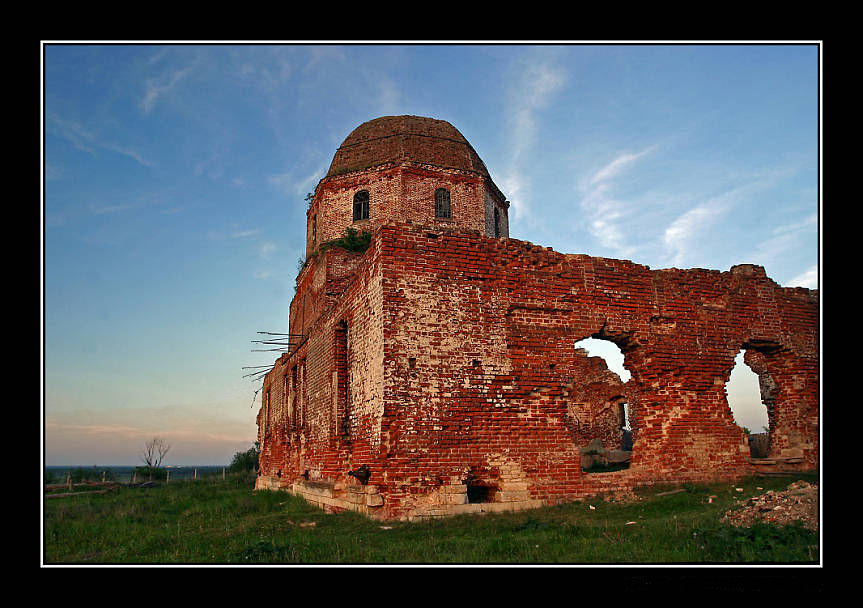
top-left (573, 338), bottom-right (632, 383)
top-left (725, 350), bottom-right (770, 458)
top-left (572, 338), bottom-right (633, 472)
top-left (467, 484), bottom-right (497, 504)
top-left (465, 470), bottom-right (498, 503)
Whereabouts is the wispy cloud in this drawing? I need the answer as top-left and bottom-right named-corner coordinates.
top-left (101, 142), bottom-right (155, 168)
top-left (501, 54), bottom-right (567, 223)
top-left (575, 146), bottom-right (658, 258)
top-left (589, 148), bottom-right (655, 185)
top-left (207, 226), bottom-right (262, 241)
top-left (661, 169), bottom-right (794, 268)
top-left (47, 112), bottom-right (97, 154)
top-left (141, 66), bottom-right (194, 114)
top-left (745, 213), bottom-right (817, 268)
top-left (663, 202), bottom-right (727, 267)
top-left (269, 162), bottom-right (328, 200)
top-left (90, 202), bottom-right (136, 215)
top-left (193, 151), bottom-right (226, 180)
top-left (373, 74), bottom-right (402, 115)
top-left (47, 112), bottom-right (154, 169)
top-left (786, 264), bottom-right (818, 289)
top-left (773, 213), bottom-right (817, 236)
top-left (231, 229), bottom-right (261, 239)
top-left (258, 241), bottom-right (277, 260)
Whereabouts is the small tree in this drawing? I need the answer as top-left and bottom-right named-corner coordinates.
top-left (140, 436), bottom-right (171, 477)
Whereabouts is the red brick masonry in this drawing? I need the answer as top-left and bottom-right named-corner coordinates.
top-left (255, 116), bottom-right (817, 520)
top-left (257, 222), bottom-right (817, 520)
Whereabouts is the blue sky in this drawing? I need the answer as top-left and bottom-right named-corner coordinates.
top-left (43, 44), bottom-right (819, 465)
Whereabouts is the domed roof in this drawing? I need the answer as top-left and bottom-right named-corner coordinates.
top-left (325, 115), bottom-right (492, 179)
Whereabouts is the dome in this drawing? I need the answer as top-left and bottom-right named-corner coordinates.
top-left (325, 115), bottom-right (492, 179)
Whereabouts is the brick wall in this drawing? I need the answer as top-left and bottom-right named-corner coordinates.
top-left (257, 221), bottom-right (817, 520)
top-left (306, 162), bottom-right (508, 258)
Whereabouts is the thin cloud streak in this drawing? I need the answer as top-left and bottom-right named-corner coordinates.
top-left (48, 112), bottom-right (154, 169)
top-left (577, 146), bottom-right (657, 258)
top-left (269, 162), bottom-right (328, 199)
top-left (589, 147), bottom-right (655, 185)
top-left (502, 56), bottom-right (566, 223)
top-left (90, 202), bottom-right (136, 215)
top-left (231, 229), bottom-right (262, 239)
top-left (662, 168), bottom-right (796, 268)
top-left (141, 66), bottom-right (194, 114)
top-left (663, 202), bottom-right (728, 267)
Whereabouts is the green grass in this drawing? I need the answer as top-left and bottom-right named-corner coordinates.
top-left (43, 472), bottom-right (819, 564)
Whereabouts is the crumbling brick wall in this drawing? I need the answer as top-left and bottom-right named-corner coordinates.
top-left (256, 221), bottom-right (817, 519)
top-left (255, 115), bottom-right (817, 519)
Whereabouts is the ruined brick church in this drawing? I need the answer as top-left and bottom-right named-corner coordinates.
top-left (254, 115), bottom-right (819, 520)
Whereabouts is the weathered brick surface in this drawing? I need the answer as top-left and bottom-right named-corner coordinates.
top-left (306, 116), bottom-right (508, 257)
top-left (255, 116), bottom-right (819, 520)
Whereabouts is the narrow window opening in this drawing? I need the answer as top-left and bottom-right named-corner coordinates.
top-left (335, 321), bottom-right (349, 436)
top-left (290, 365), bottom-right (298, 431)
top-left (282, 374), bottom-right (294, 430)
top-left (265, 389), bottom-right (271, 435)
top-left (493, 207), bottom-right (500, 237)
top-left (353, 191), bottom-right (369, 221)
top-left (312, 214), bottom-right (317, 244)
top-left (299, 359), bottom-right (307, 430)
top-left (435, 188), bottom-right (451, 219)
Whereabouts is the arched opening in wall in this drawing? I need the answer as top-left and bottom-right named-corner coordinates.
top-left (572, 337), bottom-right (633, 473)
top-left (725, 350), bottom-right (770, 458)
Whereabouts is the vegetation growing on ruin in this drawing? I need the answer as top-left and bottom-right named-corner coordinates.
top-left (295, 228), bottom-right (373, 283)
top-left (43, 472), bottom-right (818, 564)
top-left (317, 227), bottom-right (372, 254)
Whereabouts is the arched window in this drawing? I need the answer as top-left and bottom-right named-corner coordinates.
top-left (353, 190), bottom-right (369, 221)
top-left (435, 188), bottom-right (451, 219)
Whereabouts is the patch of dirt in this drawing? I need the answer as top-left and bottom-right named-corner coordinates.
top-left (721, 481), bottom-right (818, 532)
top-left (608, 488), bottom-right (640, 504)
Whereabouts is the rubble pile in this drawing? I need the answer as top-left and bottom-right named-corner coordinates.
top-left (721, 481), bottom-right (818, 532)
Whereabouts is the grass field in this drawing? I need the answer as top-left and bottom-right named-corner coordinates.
top-left (43, 472), bottom-right (819, 564)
